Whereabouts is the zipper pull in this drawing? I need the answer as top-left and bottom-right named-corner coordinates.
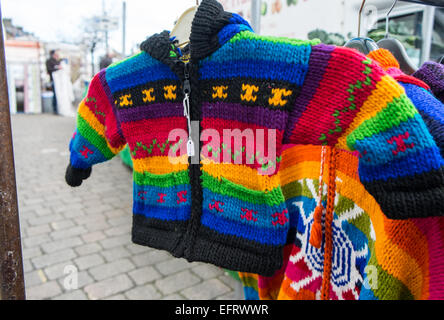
top-left (187, 139), bottom-right (195, 157)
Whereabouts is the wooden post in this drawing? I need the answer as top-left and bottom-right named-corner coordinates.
top-left (0, 3), bottom-right (26, 300)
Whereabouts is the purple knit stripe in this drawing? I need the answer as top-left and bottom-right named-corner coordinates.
top-left (98, 69), bottom-right (124, 139)
top-left (118, 103), bottom-right (183, 123)
top-left (202, 102), bottom-right (287, 131)
top-left (283, 43), bottom-right (335, 142)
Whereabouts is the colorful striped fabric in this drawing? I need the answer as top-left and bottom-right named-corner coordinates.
top-left (239, 145), bottom-right (444, 300)
top-left (367, 49), bottom-right (444, 158)
top-left (65, 0), bottom-right (444, 276)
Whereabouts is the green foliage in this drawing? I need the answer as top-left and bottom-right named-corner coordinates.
top-left (307, 29), bottom-right (346, 46)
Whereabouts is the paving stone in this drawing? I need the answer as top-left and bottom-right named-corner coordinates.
top-left (99, 234), bottom-right (132, 249)
top-left (162, 293), bottom-right (185, 300)
top-left (156, 258), bottom-right (195, 276)
top-left (27, 281), bottom-right (62, 300)
top-left (81, 230), bottom-right (107, 243)
top-left (54, 290), bottom-right (88, 300)
top-left (23, 234), bottom-right (51, 248)
top-left (50, 225), bottom-right (88, 240)
top-left (101, 245), bottom-right (132, 262)
top-left (181, 279), bottom-right (231, 300)
top-left (74, 243), bottom-right (102, 256)
top-left (74, 253), bottom-right (105, 270)
top-left (57, 271), bottom-right (94, 289)
top-left (128, 266), bottom-right (162, 285)
top-left (88, 259), bottom-right (135, 281)
top-left (126, 243), bottom-right (150, 255)
top-left (32, 249), bottom-right (77, 269)
top-left (25, 224), bottom-right (52, 236)
top-left (125, 284), bottom-right (162, 300)
top-left (190, 264), bottom-right (224, 280)
top-left (22, 246), bottom-right (43, 259)
top-left (84, 274), bottom-right (133, 300)
top-left (41, 236), bottom-right (84, 253)
top-left (155, 270), bottom-right (201, 295)
top-left (27, 213), bottom-right (64, 226)
top-left (50, 219), bottom-right (75, 230)
top-left (23, 259), bottom-right (34, 273)
top-left (24, 270), bottom-right (46, 287)
top-left (104, 225), bottom-right (131, 237)
top-left (105, 294), bottom-right (127, 300)
top-left (44, 261), bottom-right (75, 281)
top-left (131, 250), bottom-right (172, 267)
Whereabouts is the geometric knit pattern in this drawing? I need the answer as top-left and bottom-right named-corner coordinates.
top-left (239, 145), bottom-right (444, 300)
top-left (368, 48), bottom-right (444, 158)
top-left (66, 0), bottom-right (444, 276)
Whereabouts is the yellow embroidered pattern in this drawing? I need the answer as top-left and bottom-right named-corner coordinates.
top-left (269, 88), bottom-right (292, 107)
top-left (241, 84), bottom-right (259, 102)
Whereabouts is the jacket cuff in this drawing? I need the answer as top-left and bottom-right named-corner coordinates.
top-left (65, 164), bottom-right (92, 187)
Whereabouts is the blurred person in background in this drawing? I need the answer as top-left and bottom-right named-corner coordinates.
top-left (46, 49), bottom-right (62, 114)
top-left (99, 52), bottom-right (114, 70)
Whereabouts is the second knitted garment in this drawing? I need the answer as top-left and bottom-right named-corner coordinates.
top-left (413, 61), bottom-right (444, 104)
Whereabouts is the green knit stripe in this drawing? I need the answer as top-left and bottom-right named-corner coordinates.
top-left (77, 114), bottom-right (115, 160)
top-left (108, 51), bottom-right (143, 69)
top-left (347, 94), bottom-right (417, 148)
top-left (230, 30), bottom-right (320, 46)
top-left (201, 171), bottom-right (285, 206)
top-left (282, 179), bottom-right (317, 201)
top-left (134, 170), bottom-right (190, 187)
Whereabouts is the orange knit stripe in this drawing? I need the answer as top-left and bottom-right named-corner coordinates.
top-left (320, 147), bottom-right (337, 300)
top-left (202, 161), bottom-right (281, 191)
top-left (133, 155), bottom-right (188, 174)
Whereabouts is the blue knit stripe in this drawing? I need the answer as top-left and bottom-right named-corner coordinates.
top-left (107, 65), bottom-right (178, 93)
top-left (133, 183), bottom-right (191, 208)
top-left (359, 146), bottom-right (444, 182)
top-left (401, 83), bottom-right (444, 125)
top-left (70, 131), bottom-right (108, 169)
top-left (201, 208), bottom-right (288, 246)
top-left (353, 114), bottom-right (438, 166)
top-left (133, 203), bottom-right (190, 221)
top-left (203, 188), bottom-right (288, 229)
top-left (206, 38), bottom-right (312, 65)
top-left (106, 52), bottom-right (160, 82)
top-left (218, 23), bottom-right (252, 46)
top-left (285, 195), bottom-right (318, 229)
top-left (199, 60), bottom-right (308, 86)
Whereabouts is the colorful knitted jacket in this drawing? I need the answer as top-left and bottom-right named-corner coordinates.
top-left (367, 49), bottom-right (444, 158)
top-left (64, 0), bottom-right (444, 276)
top-left (239, 145), bottom-right (444, 300)
top-left (413, 61), bottom-right (444, 104)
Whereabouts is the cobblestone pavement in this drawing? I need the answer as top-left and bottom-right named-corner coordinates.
top-left (11, 114), bottom-right (243, 300)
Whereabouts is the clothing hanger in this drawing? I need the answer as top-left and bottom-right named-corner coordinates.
top-left (344, 0), bottom-right (379, 55)
top-left (377, 0), bottom-right (417, 74)
top-left (170, 0), bottom-right (200, 48)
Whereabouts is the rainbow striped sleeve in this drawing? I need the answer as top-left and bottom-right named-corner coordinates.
top-left (286, 44), bottom-right (444, 219)
top-left (69, 70), bottom-right (126, 171)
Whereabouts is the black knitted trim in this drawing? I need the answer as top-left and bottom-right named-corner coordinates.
top-left (189, 0), bottom-right (232, 60)
top-left (363, 168), bottom-right (444, 219)
top-left (132, 214), bottom-right (187, 255)
top-left (186, 230), bottom-right (283, 277)
top-left (139, 0), bottom-right (232, 64)
top-left (65, 164), bottom-right (91, 187)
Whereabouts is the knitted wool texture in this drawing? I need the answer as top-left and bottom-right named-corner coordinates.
top-left (368, 49), bottom-right (444, 157)
top-left (413, 61), bottom-right (444, 104)
top-left (239, 145), bottom-right (444, 300)
top-left (65, 0), bottom-right (444, 276)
